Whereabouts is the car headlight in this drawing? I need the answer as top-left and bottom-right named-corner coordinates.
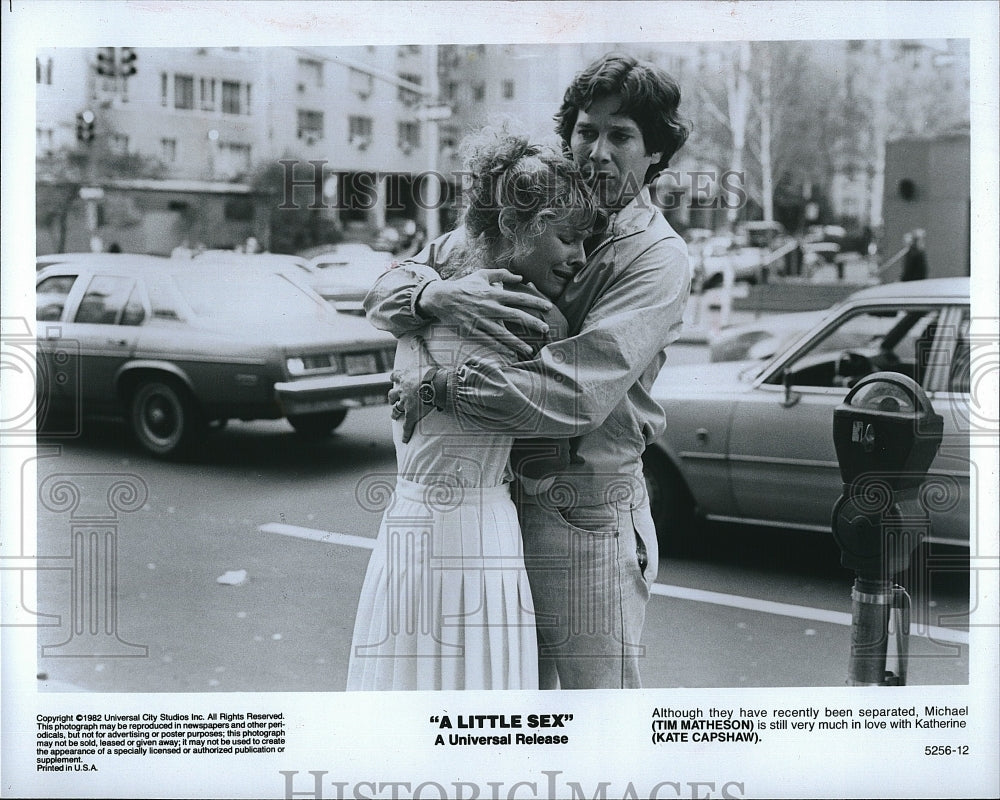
top-left (286, 354), bottom-right (341, 376)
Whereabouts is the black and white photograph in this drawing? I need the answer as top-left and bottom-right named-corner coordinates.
top-left (2, 1), bottom-right (998, 798)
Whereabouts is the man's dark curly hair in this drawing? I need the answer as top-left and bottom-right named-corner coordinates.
top-left (554, 53), bottom-right (692, 184)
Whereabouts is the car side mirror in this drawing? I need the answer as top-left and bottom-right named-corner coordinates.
top-left (782, 368), bottom-right (801, 408)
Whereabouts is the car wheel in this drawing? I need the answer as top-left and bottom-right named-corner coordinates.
top-left (642, 448), bottom-right (697, 555)
top-left (130, 377), bottom-right (203, 459)
top-left (288, 410), bottom-right (348, 438)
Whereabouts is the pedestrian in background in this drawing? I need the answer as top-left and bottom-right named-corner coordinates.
top-left (901, 228), bottom-right (928, 281)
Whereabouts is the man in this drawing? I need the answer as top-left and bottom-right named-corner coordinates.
top-left (901, 229), bottom-right (928, 281)
top-left (364, 53), bottom-right (691, 689)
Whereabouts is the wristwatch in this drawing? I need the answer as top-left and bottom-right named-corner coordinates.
top-left (418, 367), bottom-right (448, 411)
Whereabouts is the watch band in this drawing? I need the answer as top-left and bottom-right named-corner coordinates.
top-left (418, 367), bottom-right (448, 411)
top-left (431, 367), bottom-right (449, 412)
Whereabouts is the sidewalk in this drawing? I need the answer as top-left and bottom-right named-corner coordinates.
top-left (677, 286), bottom-right (762, 344)
top-left (678, 254), bottom-right (880, 345)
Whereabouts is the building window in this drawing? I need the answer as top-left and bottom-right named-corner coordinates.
top-left (397, 121), bottom-right (420, 152)
top-left (443, 81), bottom-right (460, 102)
top-left (36, 127), bottom-right (54, 155)
top-left (440, 125), bottom-right (459, 151)
top-left (224, 197), bottom-right (254, 221)
top-left (217, 142), bottom-right (252, 177)
top-left (397, 72), bottom-right (422, 106)
top-left (473, 82), bottom-right (485, 102)
top-left (348, 116), bottom-right (373, 148)
top-left (200, 78), bottom-right (216, 111)
top-left (297, 110), bottom-right (324, 141)
top-left (297, 58), bottom-right (323, 88)
top-left (349, 67), bottom-right (373, 99)
top-left (36, 57), bottom-right (53, 85)
top-left (108, 133), bottom-right (129, 155)
top-left (245, 83), bottom-right (252, 115)
top-left (222, 80), bottom-right (242, 115)
top-left (502, 79), bottom-right (515, 100)
top-left (174, 74), bottom-right (194, 110)
top-left (161, 72), bottom-right (168, 106)
top-left (160, 138), bottom-right (177, 163)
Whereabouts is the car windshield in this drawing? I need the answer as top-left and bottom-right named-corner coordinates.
top-left (169, 271), bottom-right (327, 320)
top-left (768, 306), bottom-right (943, 389)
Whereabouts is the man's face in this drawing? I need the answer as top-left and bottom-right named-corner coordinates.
top-left (569, 94), bottom-right (661, 210)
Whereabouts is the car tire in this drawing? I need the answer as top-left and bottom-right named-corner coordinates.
top-left (642, 448), bottom-right (698, 555)
top-left (130, 376), bottom-right (204, 459)
top-left (288, 410), bottom-right (348, 438)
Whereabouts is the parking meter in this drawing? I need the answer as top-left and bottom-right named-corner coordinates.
top-left (830, 372), bottom-right (943, 686)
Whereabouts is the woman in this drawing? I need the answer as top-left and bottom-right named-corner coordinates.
top-left (346, 132), bottom-right (603, 690)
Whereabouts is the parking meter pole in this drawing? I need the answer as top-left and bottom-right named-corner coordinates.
top-left (831, 372), bottom-right (943, 688)
top-left (847, 577), bottom-right (910, 686)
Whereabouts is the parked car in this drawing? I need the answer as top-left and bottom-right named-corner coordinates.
top-left (307, 243), bottom-right (394, 314)
top-left (644, 277), bottom-right (971, 551)
top-left (695, 235), bottom-right (763, 289)
top-left (35, 255), bottom-right (397, 458)
top-left (739, 220), bottom-right (794, 250)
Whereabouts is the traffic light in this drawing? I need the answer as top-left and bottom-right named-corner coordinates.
top-left (75, 110), bottom-right (95, 143)
top-left (95, 47), bottom-right (117, 76)
top-left (119, 48), bottom-right (137, 78)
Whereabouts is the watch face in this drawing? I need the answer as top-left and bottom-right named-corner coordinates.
top-left (418, 383), bottom-right (435, 404)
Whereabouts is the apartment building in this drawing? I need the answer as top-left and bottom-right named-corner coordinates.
top-left (35, 45), bottom-right (444, 253)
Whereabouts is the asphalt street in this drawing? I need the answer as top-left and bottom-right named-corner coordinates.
top-left (29, 376), bottom-right (969, 694)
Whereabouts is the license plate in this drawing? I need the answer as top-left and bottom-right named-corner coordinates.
top-left (344, 353), bottom-right (377, 375)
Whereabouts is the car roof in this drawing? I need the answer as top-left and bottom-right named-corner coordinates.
top-left (741, 221), bottom-right (786, 230)
top-left (37, 257), bottom-right (308, 280)
top-left (844, 276), bottom-right (969, 303)
top-left (194, 252), bottom-right (310, 265)
top-left (36, 252), bottom-right (170, 267)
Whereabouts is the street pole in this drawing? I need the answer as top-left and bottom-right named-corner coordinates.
top-left (423, 44), bottom-right (442, 241)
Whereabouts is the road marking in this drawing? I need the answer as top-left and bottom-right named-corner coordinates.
top-left (260, 522), bottom-right (969, 645)
top-left (260, 522), bottom-right (375, 550)
top-left (651, 583), bottom-right (968, 644)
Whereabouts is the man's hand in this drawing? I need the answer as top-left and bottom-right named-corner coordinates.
top-left (418, 269), bottom-right (553, 358)
top-left (388, 368), bottom-right (432, 444)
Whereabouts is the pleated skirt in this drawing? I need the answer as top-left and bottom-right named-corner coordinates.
top-left (346, 478), bottom-right (538, 691)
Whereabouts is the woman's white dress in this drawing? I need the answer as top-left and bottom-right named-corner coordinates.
top-left (346, 326), bottom-right (539, 691)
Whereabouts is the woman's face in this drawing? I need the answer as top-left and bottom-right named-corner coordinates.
top-left (508, 220), bottom-right (588, 300)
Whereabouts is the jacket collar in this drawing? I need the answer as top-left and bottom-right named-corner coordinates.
top-left (589, 186), bottom-right (661, 254)
top-left (609, 186), bottom-right (659, 237)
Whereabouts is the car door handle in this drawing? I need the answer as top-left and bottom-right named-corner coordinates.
top-left (107, 338), bottom-right (129, 347)
top-left (695, 428), bottom-right (709, 444)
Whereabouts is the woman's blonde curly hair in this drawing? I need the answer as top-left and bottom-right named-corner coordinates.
top-left (451, 127), bottom-right (604, 276)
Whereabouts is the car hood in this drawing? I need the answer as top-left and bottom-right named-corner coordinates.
top-left (652, 359), bottom-right (760, 397)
